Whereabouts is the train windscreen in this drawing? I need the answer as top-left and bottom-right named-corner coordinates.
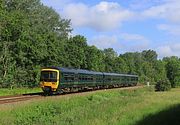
top-left (40, 71), bottom-right (57, 82)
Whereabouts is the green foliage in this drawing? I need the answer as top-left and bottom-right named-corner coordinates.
top-left (85, 46), bottom-right (105, 71)
top-left (0, 0), bottom-right (71, 87)
top-left (142, 50), bottom-right (158, 62)
top-left (0, 88), bottom-right (180, 125)
top-left (65, 35), bottom-right (87, 69)
top-left (163, 56), bottom-right (180, 88)
top-left (155, 79), bottom-right (171, 91)
top-left (113, 56), bottom-right (129, 73)
top-left (0, 0), bottom-right (179, 88)
top-left (103, 48), bottom-right (117, 72)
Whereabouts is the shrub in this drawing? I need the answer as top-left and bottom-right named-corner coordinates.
top-left (155, 79), bottom-right (171, 91)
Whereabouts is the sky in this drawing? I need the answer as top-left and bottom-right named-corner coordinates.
top-left (41, 0), bottom-right (180, 58)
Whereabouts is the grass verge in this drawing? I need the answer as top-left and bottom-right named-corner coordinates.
top-left (0, 87), bottom-right (41, 96)
top-left (0, 87), bottom-right (179, 125)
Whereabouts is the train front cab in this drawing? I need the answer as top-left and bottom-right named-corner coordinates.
top-left (40, 68), bottom-right (59, 93)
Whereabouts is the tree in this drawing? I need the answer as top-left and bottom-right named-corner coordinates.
top-left (142, 50), bottom-right (158, 62)
top-left (163, 56), bottom-right (180, 87)
top-left (153, 60), bottom-right (167, 82)
top-left (155, 79), bottom-right (171, 91)
top-left (103, 48), bottom-right (117, 72)
top-left (65, 35), bottom-right (88, 69)
top-left (0, 0), bottom-right (72, 87)
top-left (86, 46), bottom-right (105, 71)
top-left (0, 1), bottom-right (18, 87)
top-left (120, 52), bottom-right (137, 74)
top-left (113, 56), bottom-right (129, 73)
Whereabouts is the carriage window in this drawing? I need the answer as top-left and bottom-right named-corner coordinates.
top-left (64, 73), bottom-right (75, 82)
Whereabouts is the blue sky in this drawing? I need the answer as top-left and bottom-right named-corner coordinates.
top-left (41, 0), bottom-right (180, 58)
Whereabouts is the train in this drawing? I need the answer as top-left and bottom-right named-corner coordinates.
top-left (40, 67), bottom-right (138, 94)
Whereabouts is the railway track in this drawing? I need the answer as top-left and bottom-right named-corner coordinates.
top-left (0, 94), bottom-right (42, 104)
top-left (0, 85), bottom-right (144, 105)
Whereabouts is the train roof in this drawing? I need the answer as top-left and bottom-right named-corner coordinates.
top-left (103, 72), bottom-right (138, 77)
top-left (43, 67), bottom-right (103, 75)
top-left (42, 67), bottom-right (138, 77)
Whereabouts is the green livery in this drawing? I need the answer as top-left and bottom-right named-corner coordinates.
top-left (40, 67), bottom-right (138, 94)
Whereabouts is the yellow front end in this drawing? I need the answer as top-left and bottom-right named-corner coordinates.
top-left (40, 69), bottom-right (60, 92)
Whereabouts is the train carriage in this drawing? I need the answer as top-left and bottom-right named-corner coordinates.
top-left (40, 67), bottom-right (138, 94)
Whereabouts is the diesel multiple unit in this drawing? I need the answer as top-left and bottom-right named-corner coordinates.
top-left (40, 67), bottom-right (138, 94)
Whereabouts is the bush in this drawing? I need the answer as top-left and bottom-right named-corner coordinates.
top-left (155, 79), bottom-right (171, 91)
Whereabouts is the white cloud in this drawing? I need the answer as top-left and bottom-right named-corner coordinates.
top-left (129, 0), bottom-right (167, 10)
top-left (119, 33), bottom-right (150, 51)
top-left (120, 33), bottom-right (149, 42)
top-left (156, 42), bottom-right (180, 58)
top-left (89, 33), bottom-right (150, 53)
top-left (41, 0), bottom-right (180, 58)
top-left (63, 3), bottom-right (88, 27)
top-left (142, 0), bottom-right (180, 23)
top-left (90, 35), bottom-right (120, 50)
top-left (63, 2), bottom-right (134, 31)
top-left (157, 46), bottom-right (174, 57)
top-left (171, 43), bottom-right (180, 51)
top-left (141, 0), bottom-right (180, 37)
top-left (41, 0), bottom-right (72, 10)
top-left (157, 24), bottom-right (180, 36)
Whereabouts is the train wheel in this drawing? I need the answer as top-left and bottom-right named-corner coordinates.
top-left (55, 89), bottom-right (64, 95)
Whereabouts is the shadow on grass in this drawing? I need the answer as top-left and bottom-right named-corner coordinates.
top-left (135, 104), bottom-right (180, 125)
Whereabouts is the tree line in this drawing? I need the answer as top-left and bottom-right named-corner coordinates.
top-left (0, 0), bottom-right (180, 88)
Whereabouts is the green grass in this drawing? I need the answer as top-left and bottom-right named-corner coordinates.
top-left (0, 87), bottom-right (41, 96)
top-left (0, 87), bottom-right (180, 125)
